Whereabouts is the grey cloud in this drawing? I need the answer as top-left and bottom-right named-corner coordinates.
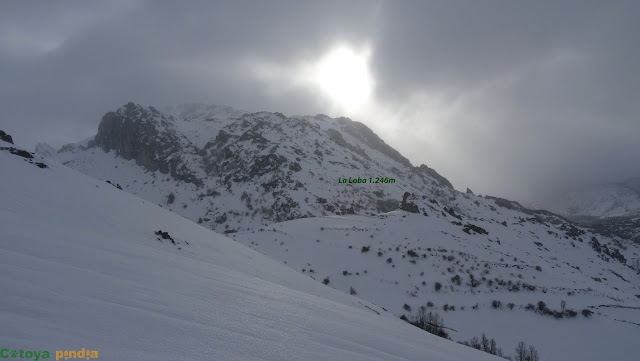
top-left (1, 0), bottom-right (638, 203)
top-left (367, 1), bottom-right (640, 201)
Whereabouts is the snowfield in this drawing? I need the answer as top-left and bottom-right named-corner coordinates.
top-left (232, 213), bottom-right (640, 361)
top-left (0, 140), bottom-right (503, 360)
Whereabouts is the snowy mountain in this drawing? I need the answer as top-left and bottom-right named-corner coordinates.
top-left (1, 133), bottom-right (503, 361)
top-left (54, 102), bottom-right (454, 234)
top-left (34, 142), bottom-right (57, 158)
top-left (44, 103), bottom-right (640, 360)
top-left (546, 181), bottom-right (640, 219)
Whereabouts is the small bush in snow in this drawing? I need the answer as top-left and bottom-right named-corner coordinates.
top-left (451, 274), bottom-right (462, 286)
top-left (514, 342), bottom-right (540, 361)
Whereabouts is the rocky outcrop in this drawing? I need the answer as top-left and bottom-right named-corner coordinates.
top-left (400, 192), bottom-right (420, 213)
top-left (0, 130), bottom-right (14, 144)
top-left (376, 199), bottom-right (399, 213)
top-left (1, 145), bottom-right (47, 168)
top-left (90, 103), bottom-right (202, 186)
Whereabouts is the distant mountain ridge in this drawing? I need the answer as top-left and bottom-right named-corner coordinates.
top-left (543, 180), bottom-right (640, 243)
top-left (547, 181), bottom-right (640, 219)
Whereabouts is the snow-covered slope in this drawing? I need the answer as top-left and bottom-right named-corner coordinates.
top-left (0, 138), bottom-right (501, 361)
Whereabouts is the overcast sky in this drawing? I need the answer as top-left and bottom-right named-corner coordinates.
top-left (2, 1), bottom-right (639, 203)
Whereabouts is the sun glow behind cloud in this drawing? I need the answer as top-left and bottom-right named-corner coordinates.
top-left (311, 44), bottom-right (374, 113)
top-left (251, 43), bottom-right (374, 115)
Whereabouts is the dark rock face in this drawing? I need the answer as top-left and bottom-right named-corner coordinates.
top-left (270, 196), bottom-right (301, 222)
top-left (288, 161), bottom-right (302, 172)
top-left (91, 103), bottom-right (202, 186)
top-left (444, 207), bottom-right (463, 220)
top-left (2, 147), bottom-right (32, 159)
top-left (0, 130), bottom-right (14, 144)
top-left (341, 206), bottom-right (356, 215)
top-left (93, 103), bottom-right (166, 167)
top-left (377, 199), bottom-right (399, 213)
top-left (155, 230), bottom-right (174, 241)
top-left (486, 196), bottom-right (528, 212)
top-left (246, 154), bottom-right (287, 180)
top-left (400, 192), bottom-right (420, 213)
top-left (1, 145), bottom-right (48, 168)
top-left (215, 213), bottom-right (227, 224)
top-left (214, 129), bottom-right (233, 144)
top-left (463, 223), bottom-right (488, 235)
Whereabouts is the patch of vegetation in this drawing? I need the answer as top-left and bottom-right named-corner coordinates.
top-left (402, 308), bottom-right (449, 339)
top-left (459, 333), bottom-right (507, 359)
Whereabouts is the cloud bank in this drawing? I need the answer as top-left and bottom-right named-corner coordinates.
top-left (1, 0), bottom-right (638, 202)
